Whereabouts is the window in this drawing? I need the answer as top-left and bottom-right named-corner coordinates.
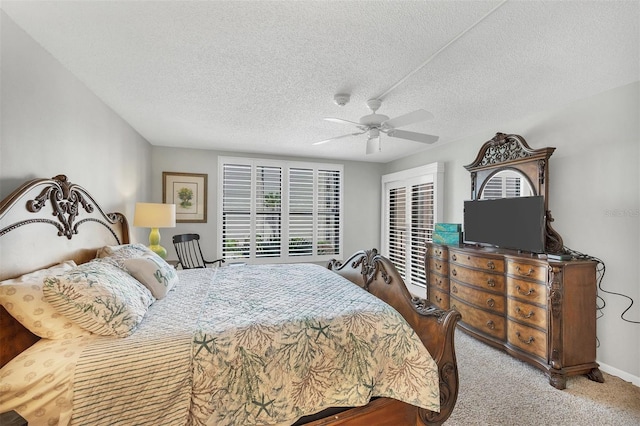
top-left (482, 170), bottom-right (532, 199)
top-left (381, 163), bottom-right (443, 290)
top-left (218, 157), bottom-right (343, 263)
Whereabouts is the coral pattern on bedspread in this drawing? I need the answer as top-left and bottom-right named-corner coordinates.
top-left (7, 264), bottom-right (439, 425)
top-left (189, 263), bottom-right (440, 425)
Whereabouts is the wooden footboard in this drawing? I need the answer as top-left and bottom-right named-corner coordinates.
top-left (327, 249), bottom-right (461, 426)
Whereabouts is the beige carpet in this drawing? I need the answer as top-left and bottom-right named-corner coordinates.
top-left (445, 332), bottom-right (640, 425)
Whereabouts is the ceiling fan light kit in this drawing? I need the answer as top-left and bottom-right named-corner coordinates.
top-left (317, 98), bottom-right (439, 154)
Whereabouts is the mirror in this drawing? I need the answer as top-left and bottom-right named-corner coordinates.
top-left (465, 132), bottom-right (564, 253)
top-left (479, 169), bottom-right (536, 200)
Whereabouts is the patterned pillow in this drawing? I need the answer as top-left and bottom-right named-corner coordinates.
top-left (123, 253), bottom-right (178, 299)
top-left (43, 260), bottom-right (155, 337)
top-left (97, 243), bottom-right (178, 299)
top-left (0, 261), bottom-right (90, 339)
top-left (96, 243), bottom-right (152, 268)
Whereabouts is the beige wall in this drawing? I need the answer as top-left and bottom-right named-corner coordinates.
top-left (0, 12), bottom-right (152, 243)
top-left (385, 81), bottom-right (640, 384)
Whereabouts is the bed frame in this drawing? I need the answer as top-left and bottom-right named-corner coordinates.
top-left (0, 175), bottom-right (461, 426)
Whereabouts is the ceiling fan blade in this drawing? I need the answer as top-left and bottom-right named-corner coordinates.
top-left (324, 117), bottom-right (364, 127)
top-left (313, 131), bottom-right (365, 145)
top-left (387, 129), bottom-right (439, 144)
top-left (382, 109), bottom-right (434, 129)
top-left (366, 137), bottom-right (380, 155)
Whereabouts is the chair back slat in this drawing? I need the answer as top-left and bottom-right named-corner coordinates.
top-left (172, 233), bottom-right (224, 269)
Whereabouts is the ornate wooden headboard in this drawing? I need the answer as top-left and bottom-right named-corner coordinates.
top-left (0, 174), bottom-right (129, 366)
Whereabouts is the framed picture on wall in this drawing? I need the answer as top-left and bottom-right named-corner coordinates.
top-left (163, 172), bottom-right (207, 223)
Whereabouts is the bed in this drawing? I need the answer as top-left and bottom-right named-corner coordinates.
top-left (0, 175), bottom-right (461, 426)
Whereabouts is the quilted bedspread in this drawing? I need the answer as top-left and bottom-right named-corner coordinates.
top-left (3, 263), bottom-right (439, 426)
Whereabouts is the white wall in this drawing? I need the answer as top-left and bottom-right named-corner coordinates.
top-left (151, 147), bottom-right (383, 262)
top-left (385, 82), bottom-right (640, 384)
top-left (0, 12), bottom-right (152, 244)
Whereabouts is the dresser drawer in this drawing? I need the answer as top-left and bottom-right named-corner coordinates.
top-left (451, 282), bottom-right (505, 314)
top-left (429, 287), bottom-right (450, 310)
top-left (427, 244), bottom-right (448, 260)
top-left (428, 257), bottom-right (449, 275)
top-left (428, 271), bottom-right (449, 292)
top-left (507, 300), bottom-right (548, 330)
top-left (450, 264), bottom-right (505, 292)
top-left (507, 321), bottom-right (547, 360)
top-left (449, 250), bottom-right (505, 273)
top-left (507, 260), bottom-right (548, 283)
top-left (451, 297), bottom-right (506, 340)
top-left (507, 278), bottom-right (547, 306)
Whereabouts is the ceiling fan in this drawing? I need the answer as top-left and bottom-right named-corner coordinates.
top-left (314, 99), bottom-right (439, 154)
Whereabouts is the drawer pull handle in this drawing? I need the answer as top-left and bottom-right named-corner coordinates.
top-left (515, 306), bottom-right (534, 319)
top-left (436, 250), bottom-right (442, 256)
top-left (487, 278), bottom-right (496, 287)
top-left (436, 279), bottom-right (442, 285)
top-left (452, 286), bottom-right (458, 294)
top-left (451, 254), bottom-right (457, 261)
top-left (516, 331), bottom-right (535, 345)
top-left (487, 261), bottom-right (495, 270)
top-left (435, 263), bottom-right (442, 270)
top-left (486, 298), bottom-right (495, 308)
top-left (452, 269), bottom-right (457, 276)
top-left (487, 320), bottom-right (495, 330)
top-left (515, 285), bottom-right (535, 296)
top-left (435, 295), bottom-right (442, 303)
top-left (516, 266), bottom-right (535, 277)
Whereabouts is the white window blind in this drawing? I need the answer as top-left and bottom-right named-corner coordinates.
top-left (483, 173), bottom-right (525, 199)
top-left (381, 163), bottom-right (443, 291)
top-left (219, 157), bottom-right (343, 263)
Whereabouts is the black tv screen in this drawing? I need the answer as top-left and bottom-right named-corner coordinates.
top-left (463, 196), bottom-right (546, 253)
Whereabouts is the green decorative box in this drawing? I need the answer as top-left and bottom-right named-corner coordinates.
top-left (434, 223), bottom-right (462, 233)
top-left (432, 231), bottom-right (463, 245)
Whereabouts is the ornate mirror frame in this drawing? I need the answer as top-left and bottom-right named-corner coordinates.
top-left (464, 132), bottom-right (564, 253)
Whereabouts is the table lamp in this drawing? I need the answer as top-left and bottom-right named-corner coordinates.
top-left (133, 202), bottom-right (176, 259)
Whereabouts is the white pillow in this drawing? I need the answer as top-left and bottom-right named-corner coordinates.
top-left (97, 243), bottom-right (178, 299)
top-left (0, 261), bottom-right (90, 339)
top-left (123, 253), bottom-right (178, 299)
top-left (43, 260), bottom-right (155, 337)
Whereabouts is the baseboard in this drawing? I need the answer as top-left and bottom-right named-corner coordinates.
top-left (598, 361), bottom-right (640, 387)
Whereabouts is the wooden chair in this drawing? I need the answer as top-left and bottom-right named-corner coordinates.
top-left (172, 233), bottom-right (225, 269)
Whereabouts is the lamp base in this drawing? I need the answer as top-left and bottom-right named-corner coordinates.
top-left (148, 228), bottom-right (168, 259)
top-left (148, 244), bottom-right (167, 259)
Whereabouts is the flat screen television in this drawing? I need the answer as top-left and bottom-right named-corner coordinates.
top-left (463, 196), bottom-right (546, 253)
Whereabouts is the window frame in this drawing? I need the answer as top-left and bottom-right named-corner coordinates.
top-left (380, 162), bottom-right (444, 293)
top-left (218, 156), bottom-right (344, 264)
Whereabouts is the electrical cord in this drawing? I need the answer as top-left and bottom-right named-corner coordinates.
top-left (561, 246), bottom-right (639, 325)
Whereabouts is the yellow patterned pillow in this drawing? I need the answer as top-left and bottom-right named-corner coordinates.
top-left (0, 261), bottom-right (90, 339)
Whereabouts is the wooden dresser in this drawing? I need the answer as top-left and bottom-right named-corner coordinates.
top-left (426, 242), bottom-right (602, 389)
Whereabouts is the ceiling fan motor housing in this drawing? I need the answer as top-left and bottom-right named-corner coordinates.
top-left (359, 113), bottom-right (390, 126)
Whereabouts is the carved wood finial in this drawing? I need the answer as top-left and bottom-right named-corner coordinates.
top-left (351, 248), bottom-right (392, 291)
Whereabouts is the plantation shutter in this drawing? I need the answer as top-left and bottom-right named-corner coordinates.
top-left (381, 163), bottom-right (443, 290)
top-left (219, 157), bottom-right (343, 263)
top-left (387, 187), bottom-right (407, 277)
top-left (221, 163), bottom-right (252, 259)
top-left (410, 182), bottom-right (434, 287)
top-left (256, 166), bottom-right (282, 258)
top-left (317, 169), bottom-right (341, 255)
top-left (288, 168), bottom-right (314, 256)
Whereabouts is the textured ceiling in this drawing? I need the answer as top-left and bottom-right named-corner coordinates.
top-left (2, 1), bottom-right (638, 163)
